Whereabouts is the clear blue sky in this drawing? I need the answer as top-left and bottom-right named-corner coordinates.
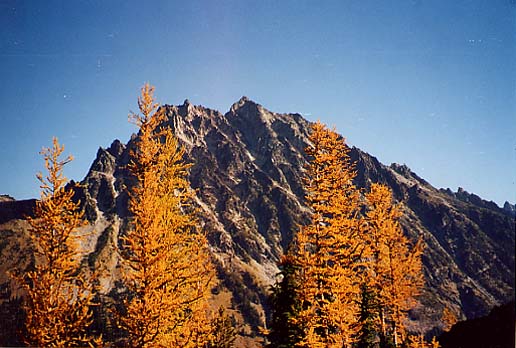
top-left (1, 0), bottom-right (514, 206)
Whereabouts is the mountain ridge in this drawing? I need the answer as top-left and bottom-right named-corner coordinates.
top-left (0, 97), bottom-right (514, 345)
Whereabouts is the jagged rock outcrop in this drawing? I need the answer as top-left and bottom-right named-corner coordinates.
top-left (350, 149), bottom-right (515, 331)
top-left (503, 201), bottom-right (516, 216)
top-left (0, 98), bottom-right (514, 345)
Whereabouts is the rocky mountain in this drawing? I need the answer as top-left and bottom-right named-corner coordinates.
top-left (0, 97), bottom-right (514, 346)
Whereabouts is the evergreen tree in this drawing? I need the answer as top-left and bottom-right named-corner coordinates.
top-left (355, 283), bottom-right (379, 348)
top-left (269, 123), bottom-right (424, 348)
top-left (292, 121), bottom-right (363, 347)
top-left (16, 137), bottom-right (99, 347)
top-left (116, 84), bottom-right (214, 347)
top-left (267, 254), bottom-right (303, 348)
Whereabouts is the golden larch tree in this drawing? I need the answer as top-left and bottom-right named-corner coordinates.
top-left (116, 84), bottom-right (214, 347)
top-left (364, 183), bottom-right (423, 347)
top-left (17, 137), bottom-right (99, 347)
top-left (292, 121), bottom-right (363, 348)
top-left (207, 306), bottom-right (237, 348)
top-left (407, 334), bottom-right (440, 348)
top-left (441, 306), bottom-right (457, 332)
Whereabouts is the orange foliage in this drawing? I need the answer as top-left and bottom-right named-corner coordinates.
top-left (441, 306), bottom-right (457, 331)
top-left (292, 121), bottom-right (363, 347)
top-left (407, 334), bottom-right (440, 348)
top-left (364, 183), bottom-right (424, 346)
top-left (18, 137), bottom-right (99, 347)
top-left (116, 84), bottom-right (214, 347)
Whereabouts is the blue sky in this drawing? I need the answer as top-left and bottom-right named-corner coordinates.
top-left (1, 0), bottom-right (514, 206)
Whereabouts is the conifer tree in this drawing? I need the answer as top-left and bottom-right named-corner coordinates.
top-left (407, 334), bottom-right (440, 348)
top-left (441, 307), bottom-right (457, 332)
top-left (117, 84), bottom-right (214, 347)
top-left (17, 137), bottom-right (98, 347)
top-left (207, 306), bottom-right (237, 348)
top-left (355, 283), bottom-right (379, 348)
top-left (267, 254), bottom-right (303, 348)
top-left (292, 121), bottom-right (363, 347)
top-left (364, 183), bottom-right (423, 347)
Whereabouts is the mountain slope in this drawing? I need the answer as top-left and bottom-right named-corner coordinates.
top-left (0, 98), bottom-right (514, 345)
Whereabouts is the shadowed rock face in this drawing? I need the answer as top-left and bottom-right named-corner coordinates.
top-left (0, 98), bottom-right (514, 344)
top-left (350, 149), bottom-right (515, 330)
top-left (0, 198), bottom-right (36, 224)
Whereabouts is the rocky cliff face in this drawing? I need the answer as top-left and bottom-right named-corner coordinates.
top-left (350, 151), bottom-right (515, 331)
top-left (0, 98), bottom-right (514, 344)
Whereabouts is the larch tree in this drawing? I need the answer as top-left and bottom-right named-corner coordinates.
top-left (441, 307), bottom-right (457, 332)
top-left (364, 183), bottom-right (423, 347)
top-left (17, 137), bottom-right (99, 347)
top-left (116, 84), bottom-right (214, 348)
top-left (207, 306), bottom-right (237, 348)
top-left (292, 121), bottom-right (363, 348)
top-left (407, 334), bottom-right (440, 348)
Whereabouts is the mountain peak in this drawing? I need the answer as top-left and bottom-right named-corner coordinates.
top-left (230, 96), bottom-right (259, 113)
top-left (0, 98), bottom-right (513, 346)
